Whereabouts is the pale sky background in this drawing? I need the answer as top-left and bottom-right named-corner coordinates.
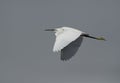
top-left (0, 0), bottom-right (120, 83)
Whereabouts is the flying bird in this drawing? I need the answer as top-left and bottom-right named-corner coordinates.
top-left (45, 27), bottom-right (105, 61)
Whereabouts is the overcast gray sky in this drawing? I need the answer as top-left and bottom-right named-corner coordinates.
top-left (0, 0), bottom-right (120, 83)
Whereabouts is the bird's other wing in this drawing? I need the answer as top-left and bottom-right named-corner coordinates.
top-left (61, 36), bottom-right (83, 61)
top-left (53, 30), bottom-right (82, 52)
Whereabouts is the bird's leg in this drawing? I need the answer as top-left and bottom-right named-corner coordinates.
top-left (81, 34), bottom-right (106, 41)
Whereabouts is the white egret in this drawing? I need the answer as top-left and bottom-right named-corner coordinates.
top-left (45, 27), bottom-right (105, 61)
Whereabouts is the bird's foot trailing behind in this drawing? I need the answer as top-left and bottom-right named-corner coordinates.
top-left (96, 37), bottom-right (106, 41)
top-left (81, 34), bottom-right (106, 41)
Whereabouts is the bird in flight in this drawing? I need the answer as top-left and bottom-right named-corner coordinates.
top-left (45, 27), bottom-right (105, 61)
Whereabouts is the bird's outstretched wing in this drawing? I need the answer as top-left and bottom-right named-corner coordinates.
top-left (61, 36), bottom-right (83, 61)
top-left (53, 30), bottom-right (82, 52)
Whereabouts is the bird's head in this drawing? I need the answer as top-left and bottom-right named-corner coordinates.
top-left (45, 27), bottom-right (72, 36)
top-left (45, 27), bottom-right (63, 32)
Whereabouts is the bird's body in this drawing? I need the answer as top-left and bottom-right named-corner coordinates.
top-left (53, 27), bottom-right (84, 52)
top-left (45, 27), bottom-right (105, 61)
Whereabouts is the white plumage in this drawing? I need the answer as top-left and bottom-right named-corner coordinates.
top-left (53, 27), bottom-right (84, 52)
top-left (45, 26), bottom-right (105, 61)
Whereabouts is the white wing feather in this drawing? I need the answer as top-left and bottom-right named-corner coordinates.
top-left (53, 29), bottom-right (83, 52)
